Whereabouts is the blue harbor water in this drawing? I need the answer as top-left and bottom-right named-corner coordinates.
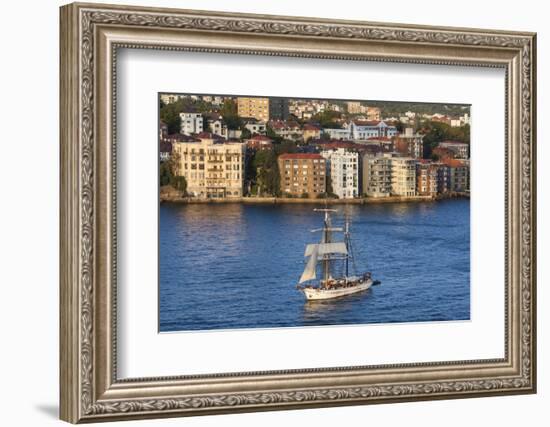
top-left (159, 199), bottom-right (470, 332)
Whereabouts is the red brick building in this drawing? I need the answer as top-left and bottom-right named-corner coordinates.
top-left (416, 160), bottom-right (438, 197)
top-left (278, 153), bottom-right (326, 197)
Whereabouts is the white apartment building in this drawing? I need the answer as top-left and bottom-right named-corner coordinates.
top-left (391, 157), bottom-right (416, 197)
top-left (321, 148), bottom-right (359, 199)
top-left (172, 137), bottom-right (245, 198)
top-left (179, 112), bottom-right (204, 135)
top-left (362, 153), bottom-right (393, 197)
top-left (324, 120), bottom-right (398, 141)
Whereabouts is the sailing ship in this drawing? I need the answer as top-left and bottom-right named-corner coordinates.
top-left (296, 208), bottom-right (374, 301)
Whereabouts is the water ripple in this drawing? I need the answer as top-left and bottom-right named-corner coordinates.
top-left (159, 200), bottom-right (470, 332)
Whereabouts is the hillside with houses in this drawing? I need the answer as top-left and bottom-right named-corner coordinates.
top-left (159, 94), bottom-right (470, 201)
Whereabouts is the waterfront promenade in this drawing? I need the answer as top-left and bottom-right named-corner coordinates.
top-left (160, 186), bottom-right (469, 205)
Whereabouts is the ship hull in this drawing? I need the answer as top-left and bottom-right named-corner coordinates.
top-left (301, 279), bottom-right (373, 301)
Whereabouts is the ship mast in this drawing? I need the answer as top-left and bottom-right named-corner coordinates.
top-left (314, 208), bottom-right (337, 288)
top-left (344, 214), bottom-right (350, 278)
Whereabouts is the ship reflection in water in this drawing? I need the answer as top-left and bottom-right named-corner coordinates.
top-left (159, 200), bottom-right (470, 332)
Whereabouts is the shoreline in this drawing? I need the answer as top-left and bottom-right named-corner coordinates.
top-left (160, 191), bottom-right (469, 205)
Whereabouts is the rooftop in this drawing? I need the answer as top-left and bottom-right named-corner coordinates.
top-left (269, 120), bottom-right (301, 129)
top-left (196, 131), bottom-right (225, 141)
top-left (353, 120), bottom-right (382, 126)
top-left (279, 153), bottom-right (324, 160)
top-left (179, 108), bottom-right (200, 114)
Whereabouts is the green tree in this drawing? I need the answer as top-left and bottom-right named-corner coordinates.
top-left (240, 128), bottom-right (252, 140)
top-left (220, 99), bottom-right (242, 130)
top-left (160, 104), bottom-right (181, 134)
top-left (159, 96), bottom-right (216, 134)
top-left (171, 176), bottom-right (187, 194)
top-left (273, 141), bottom-right (298, 156)
top-left (266, 125), bottom-right (283, 143)
top-left (159, 151), bottom-right (187, 196)
top-left (420, 121), bottom-right (470, 158)
top-left (310, 110), bottom-right (342, 128)
top-left (159, 162), bottom-right (172, 186)
top-left (325, 175), bottom-right (338, 198)
top-left (250, 150), bottom-right (280, 196)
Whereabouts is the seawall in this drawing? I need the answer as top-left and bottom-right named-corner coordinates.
top-left (160, 190), bottom-right (469, 205)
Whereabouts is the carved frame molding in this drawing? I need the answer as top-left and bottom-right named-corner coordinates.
top-left (60, 2), bottom-right (536, 423)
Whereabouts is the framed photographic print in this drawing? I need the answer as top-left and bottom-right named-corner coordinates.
top-left (60, 2), bottom-right (537, 423)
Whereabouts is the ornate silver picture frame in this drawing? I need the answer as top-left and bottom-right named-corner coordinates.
top-left (60, 2), bottom-right (536, 423)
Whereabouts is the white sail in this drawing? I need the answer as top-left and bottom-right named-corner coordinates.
top-left (299, 245), bottom-right (318, 283)
top-left (304, 242), bottom-right (348, 257)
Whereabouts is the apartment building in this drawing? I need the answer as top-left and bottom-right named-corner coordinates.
top-left (443, 158), bottom-right (470, 192)
top-left (362, 152), bottom-right (392, 198)
top-left (268, 98), bottom-right (290, 120)
top-left (179, 111), bottom-right (204, 135)
top-left (346, 101), bottom-right (362, 114)
top-left (393, 128), bottom-right (424, 159)
top-left (172, 134), bottom-right (246, 198)
top-left (237, 97), bottom-right (269, 121)
top-left (391, 157), bottom-right (416, 196)
top-left (436, 163), bottom-right (451, 194)
top-left (321, 148), bottom-right (359, 199)
top-left (278, 153), bottom-right (326, 197)
top-left (416, 160), bottom-right (438, 197)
